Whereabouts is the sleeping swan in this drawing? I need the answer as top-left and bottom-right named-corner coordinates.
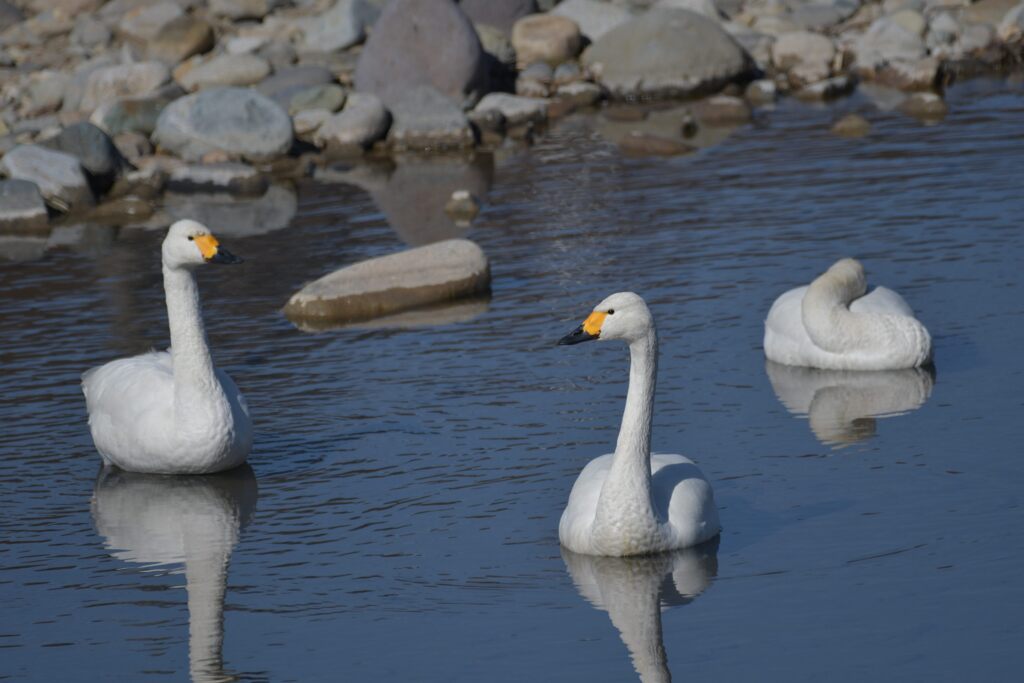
top-left (764, 258), bottom-right (932, 371)
top-left (557, 292), bottom-right (721, 557)
top-left (82, 219), bottom-right (252, 474)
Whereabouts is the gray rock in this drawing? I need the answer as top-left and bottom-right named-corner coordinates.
top-left (387, 85), bottom-right (475, 151)
top-left (257, 66), bottom-right (335, 107)
top-left (831, 112), bottom-right (871, 137)
top-left (22, 71), bottom-right (70, 118)
top-left (511, 13), bottom-right (582, 67)
top-left (355, 0), bottom-right (488, 108)
top-left (788, 2), bottom-right (856, 31)
top-left (772, 31), bottom-right (835, 86)
top-left (473, 92), bottom-right (548, 126)
top-left (313, 93), bottom-right (391, 152)
top-left (475, 22), bottom-right (517, 66)
top-left (39, 122), bottom-right (125, 194)
top-left (61, 55), bottom-right (117, 113)
top-left (854, 17), bottom-right (927, 69)
top-left (80, 62), bottom-right (171, 113)
top-left (0, 145), bottom-right (93, 212)
top-left (999, 4), bottom-right (1024, 42)
top-left (444, 188), bottom-right (480, 223)
top-left (179, 54), bottom-right (272, 91)
top-left (106, 163), bottom-right (167, 200)
top-left (70, 15), bottom-right (111, 49)
top-left (744, 78), bottom-right (777, 104)
top-left (153, 87), bottom-right (294, 162)
top-left (553, 61), bottom-right (582, 85)
top-left (516, 76), bottom-right (550, 97)
top-left (461, 0), bottom-right (537, 34)
top-left (211, 0), bottom-right (284, 20)
top-left (583, 9), bottom-right (752, 99)
top-left (889, 8), bottom-right (927, 36)
top-left (112, 131), bottom-right (153, 164)
top-left (899, 91), bottom-right (948, 119)
top-left (655, 0), bottom-right (722, 21)
top-left (293, 0), bottom-right (379, 53)
top-left (147, 16), bottom-right (214, 65)
top-left (0, 179), bottom-right (49, 234)
top-left (118, 1), bottom-right (183, 43)
top-left (166, 162), bottom-right (269, 196)
top-left (551, 0), bottom-right (632, 41)
top-left (293, 109), bottom-right (332, 140)
top-left (555, 80), bottom-right (603, 106)
top-left (89, 89), bottom-right (180, 136)
top-left (618, 132), bottom-right (696, 156)
top-left (871, 57), bottom-right (940, 90)
top-left (0, 0), bottom-right (24, 31)
top-left (164, 183), bottom-right (297, 237)
top-left (521, 61), bottom-right (554, 83)
top-left (288, 84), bottom-right (347, 115)
top-left (283, 238), bottom-right (491, 324)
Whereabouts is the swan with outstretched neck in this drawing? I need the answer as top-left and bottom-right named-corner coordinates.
top-left (557, 292), bottom-right (721, 557)
top-left (764, 258), bottom-right (932, 371)
top-left (82, 219), bottom-right (252, 474)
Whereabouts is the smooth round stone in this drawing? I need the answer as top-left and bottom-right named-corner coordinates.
top-left (512, 13), bottom-right (582, 67)
top-left (461, 0), bottom-right (537, 34)
top-left (39, 122), bottom-right (125, 193)
top-left (291, 0), bottom-right (378, 52)
top-left (387, 85), bottom-right (474, 152)
top-left (0, 179), bottom-right (49, 234)
top-left (148, 16), bottom-right (215, 65)
top-left (899, 91), bottom-right (948, 119)
top-left (283, 238), bottom-right (492, 325)
top-left (153, 87), bottom-right (294, 162)
top-left (0, 144), bottom-right (94, 212)
top-left (178, 54), bottom-right (272, 91)
top-left (551, 0), bottom-right (632, 41)
top-left (444, 189), bottom-right (481, 223)
top-left (79, 62), bottom-right (171, 113)
top-left (473, 93), bottom-right (548, 126)
top-left (118, 2), bottom-right (183, 42)
top-left (313, 92), bottom-right (391, 153)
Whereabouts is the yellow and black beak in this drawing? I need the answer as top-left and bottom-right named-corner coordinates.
top-left (194, 233), bottom-right (243, 265)
top-left (558, 310), bottom-right (606, 345)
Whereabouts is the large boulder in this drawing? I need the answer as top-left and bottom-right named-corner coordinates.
top-left (387, 85), bottom-right (475, 151)
top-left (582, 9), bottom-right (752, 99)
top-left (0, 180), bottom-right (49, 234)
top-left (39, 122), bottom-right (125, 195)
top-left (354, 0), bottom-right (488, 108)
top-left (551, 0), bottom-right (632, 41)
top-left (283, 239), bottom-right (491, 324)
top-left (460, 0), bottom-right (537, 34)
top-left (153, 87), bottom-right (294, 162)
top-left (0, 145), bottom-right (93, 212)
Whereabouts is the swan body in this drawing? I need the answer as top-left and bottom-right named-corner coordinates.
top-left (557, 292), bottom-right (721, 557)
top-left (764, 258), bottom-right (932, 371)
top-left (82, 220), bottom-right (252, 474)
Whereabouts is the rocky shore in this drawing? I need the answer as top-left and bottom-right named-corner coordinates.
top-left (1, 0), bottom-right (1022, 315)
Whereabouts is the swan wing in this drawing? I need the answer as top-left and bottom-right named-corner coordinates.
top-left (850, 286), bottom-right (915, 317)
top-left (651, 453), bottom-right (721, 549)
top-left (559, 454), bottom-right (614, 554)
top-left (82, 351), bottom-right (175, 463)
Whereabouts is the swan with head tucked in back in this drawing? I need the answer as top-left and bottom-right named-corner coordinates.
top-left (764, 258), bottom-right (932, 371)
top-left (82, 219), bottom-right (252, 474)
top-left (557, 292), bottom-right (721, 557)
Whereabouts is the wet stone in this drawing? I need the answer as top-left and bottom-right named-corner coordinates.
top-left (693, 95), bottom-right (752, 125)
top-left (831, 112), bottom-right (871, 137)
top-left (0, 179), bottom-right (49, 234)
top-left (618, 131), bottom-right (696, 156)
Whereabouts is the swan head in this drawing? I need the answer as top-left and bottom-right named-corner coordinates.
top-left (559, 292), bottom-right (653, 345)
top-left (162, 219), bottom-right (243, 269)
top-left (814, 258), bottom-right (867, 300)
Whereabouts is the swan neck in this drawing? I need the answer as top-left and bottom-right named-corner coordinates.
top-left (184, 547), bottom-right (229, 682)
top-left (164, 264), bottom-right (218, 401)
top-left (615, 330), bottom-right (657, 467)
top-left (801, 277), bottom-right (862, 353)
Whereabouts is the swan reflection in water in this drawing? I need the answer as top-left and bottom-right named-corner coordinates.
top-left (765, 360), bottom-right (935, 447)
top-left (562, 539), bottom-right (719, 683)
top-left (91, 465), bottom-right (258, 682)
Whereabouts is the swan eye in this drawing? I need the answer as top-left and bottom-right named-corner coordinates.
top-left (607, 309), bottom-right (615, 315)
top-left (187, 235), bottom-right (194, 241)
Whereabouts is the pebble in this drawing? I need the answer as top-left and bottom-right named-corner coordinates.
top-left (831, 112), bottom-right (871, 137)
top-left (283, 238), bottom-right (492, 325)
top-left (899, 91), bottom-right (949, 119)
top-left (444, 189), bottom-right (481, 223)
top-left (178, 54), bottom-right (272, 92)
top-left (148, 16), bottom-right (215, 65)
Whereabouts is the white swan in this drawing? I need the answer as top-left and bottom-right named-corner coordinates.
top-left (562, 542), bottom-right (718, 683)
top-left (82, 219), bottom-right (252, 474)
top-left (557, 292), bottom-right (721, 557)
top-left (764, 258), bottom-right (932, 371)
top-left (91, 466), bottom-right (257, 682)
top-left (765, 361), bottom-right (935, 447)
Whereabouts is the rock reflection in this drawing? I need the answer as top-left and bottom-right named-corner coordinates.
top-left (594, 105), bottom-right (739, 153)
top-left (316, 153), bottom-right (493, 246)
top-left (289, 295), bottom-right (491, 333)
top-left (765, 360), bottom-right (935, 447)
top-left (562, 540), bottom-right (719, 683)
top-left (164, 184), bottom-right (298, 237)
top-left (91, 466), bottom-right (258, 683)
top-left (0, 233), bottom-right (48, 262)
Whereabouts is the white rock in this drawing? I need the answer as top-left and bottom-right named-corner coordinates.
top-left (772, 31), bottom-right (835, 85)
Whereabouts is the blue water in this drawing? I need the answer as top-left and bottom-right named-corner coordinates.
top-left (2, 78), bottom-right (1023, 681)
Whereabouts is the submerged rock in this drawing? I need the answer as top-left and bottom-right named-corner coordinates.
top-left (153, 87), bottom-right (294, 162)
top-left (899, 91), bottom-right (948, 119)
top-left (164, 183), bottom-right (297, 237)
top-left (831, 112), bottom-right (871, 137)
top-left (583, 9), bottom-right (752, 99)
top-left (0, 179), bottom-right (49, 234)
top-left (618, 132), bottom-right (696, 156)
top-left (0, 145), bottom-right (93, 212)
top-left (444, 189), bottom-right (481, 223)
top-left (283, 239), bottom-right (491, 325)
top-left (693, 95), bottom-right (752, 125)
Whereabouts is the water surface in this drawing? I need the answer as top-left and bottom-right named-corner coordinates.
top-left (2, 78), bottom-right (1023, 681)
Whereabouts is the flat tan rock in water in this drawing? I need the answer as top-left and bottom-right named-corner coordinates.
top-left (284, 239), bottom-right (491, 324)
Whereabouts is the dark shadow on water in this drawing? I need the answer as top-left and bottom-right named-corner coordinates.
top-left (288, 294), bottom-right (492, 333)
top-left (562, 538), bottom-right (719, 683)
top-left (91, 465), bottom-right (258, 683)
